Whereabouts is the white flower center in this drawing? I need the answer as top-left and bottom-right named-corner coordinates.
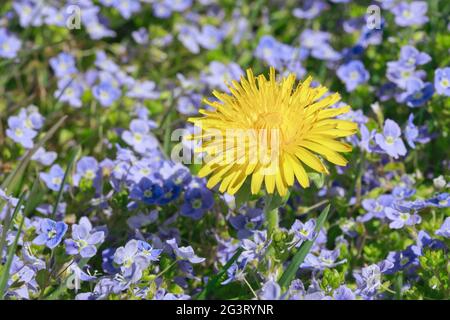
top-left (385, 136), bottom-right (395, 145)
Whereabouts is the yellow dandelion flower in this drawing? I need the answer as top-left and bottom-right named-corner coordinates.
top-left (188, 67), bottom-right (357, 196)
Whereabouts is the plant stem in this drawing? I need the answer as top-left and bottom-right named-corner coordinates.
top-left (263, 193), bottom-right (281, 237)
top-left (265, 207), bottom-right (279, 237)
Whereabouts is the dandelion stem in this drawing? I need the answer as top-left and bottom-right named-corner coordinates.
top-left (265, 207), bottom-right (279, 237)
top-left (263, 193), bottom-right (281, 237)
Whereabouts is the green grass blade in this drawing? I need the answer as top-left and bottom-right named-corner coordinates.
top-left (196, 247), bottom-right (244, 300)
top-left (0, 211), bottom-right (25, 299)
top-left (1, 116), bottom-right (67, 195)
top-left (278, 204), bottom-right (330, 289)
top-left (51, 146), bottom-right (79, 220)
top-left (0, 193), bottom-right (26, 264)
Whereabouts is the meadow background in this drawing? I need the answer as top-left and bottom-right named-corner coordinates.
top-left (0, 0), bottom-right (449, 300)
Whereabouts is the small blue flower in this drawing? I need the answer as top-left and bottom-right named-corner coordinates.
top-left (201, 61), bottom-right (244, 92)
top-left (359, 195), bottom-right (395, 222)
top-left (197, 25), bottom-right (224, 50)
top-left (136, 240), bottom-right (162, 262)
top-left (33, 218), bottom-right (68, 249)
top-left (434, 67), bottom-right (450, 96)
top-left (426, 193), bottom-right (449, 208)
top-left (354, 264), bottom-right (382, 298)
top-left (221, 259), bottom-right (248, 285)
top-left (229, 208), bottom-right (264, 239)
top-left (55, 78), bottom-right (84, 108)
top-left (112, 0), bottom-right (141, 19)
top-left (126, 80), bottom-right (159, 100)
top-left (337, 60), bottom-right (369, 92)
top-left (410, 230), bottom-right (446, 256)
top-left (49, 52), bottom-right (77, 78)
top-left (40, 164), bottom-right (67, 192)
top-left (0, 28), bottom-right (22, 59)
top-left (178, 24), bottom-right (201, 54)
top-left (289, 219), bottom-right (316, 246)
top-left (180, 181), bottom-right (214, 220)
top-left (375, 119), bottom-right (407, 159)
top-left (303, 248), bottom-right (344, 270)
top-left (113, 239), bottom-right (151, 282)
top-left (404, 113), bottom-right (431, 148)
top-left (259, 280), bottom-right (282, 300)
top-left (391, 1), bottom-right (428, 27)
top-left (398, 45), bottom-right (431, 68)
top-left (177, 94), bottom-right (202, 115)
top-left (241, 230), bottom-right (270, 262)
top-left (121, 119), bottom-right (157, 154)
top-left (435, 217), bottom-right (450, 238)
top-left (358, 124), bottom-right (376, 153)
top-left (73, 156), bottom-right (99, 187)
top-left (293, 0), bottom-right (328, 20)
top-left (158, 179), bottom-right (182, 205)
top-left (386, 63), bottom-right (425, 90)
top-left (12, 2), bottom-right (43, 27)
top-left (92, 81), bottom-right (121, 107)
top-left (132, 27), bottom-right (149, 45)
top-left (333, 285), bottom-right (355, 300)
top-left (165, 0), bottom-right (192, 12)
top-left (403, 79), bottom-right (434, 107)
top-left (65, 217), bottom-right (105, 258)
top-left (385, 207), bottom-right (421, 229)
top-left (130, 177), bottom-right (164, 205)
top-left (31, 147), bottom-right (57, 166)
top-left (6, 115), bottom-right (37, 149)
top-left (166, 238), bottom-right (205, 263)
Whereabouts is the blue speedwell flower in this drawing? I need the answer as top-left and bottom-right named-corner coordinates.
top-left (33, 218), bottom-right (68, 249)
top-left (404, 113), bottom-right (430, 148)
top-left (229, 207), bottom-right (264, 239)
top-left (0, 28), bottom-right (22, 59)
top-left (289, 218), bottom-right (316, 246)
top-left (390, 45), bottom-right (431, 69)
top-left (49, 52), bottom-right (77, 78)
top-left (166, 238), bottom-right (205, 264)
top-left (180, 180), bottom-right (214, 220)
top-left (121, 119), bottom-right (157, 154)
top-left (403, 79), bottom-right (434, 107)
top-left (434, 67), bottom-right (450, 96)
top-left (375, 119), bottom-right (407, 159)
top-left (31, 147), bottom-right (57, 166)
top-left (40, 164), bottom-right (67, 192)
top-left (435, 217), bottom-right (450, 238)
top-left (92, 81), bottom-right (121, 107)
top-left (114, 240), bottom-right (149, 282)
top-left (65, 217), bottom-right (105, 258)
top-left (129, 177), bottom-right (164, 205)
top-left (73, 156), bottom-right (99, 187)
top-left (337, 60), bottom-right (369, 92)
top-left (385, 207), bottom-right (421, 229)
top-left (391, 1), bottom-right (428, 27)
top-left (6, 115), bottom-right (37, 149)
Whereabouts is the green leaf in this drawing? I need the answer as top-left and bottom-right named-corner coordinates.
top-left (196, 247), bottom-right (243, 300)
top-left (35, 269), bottom-right (51, 291)
top-left (278, 204), bottom-right (330, 289)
